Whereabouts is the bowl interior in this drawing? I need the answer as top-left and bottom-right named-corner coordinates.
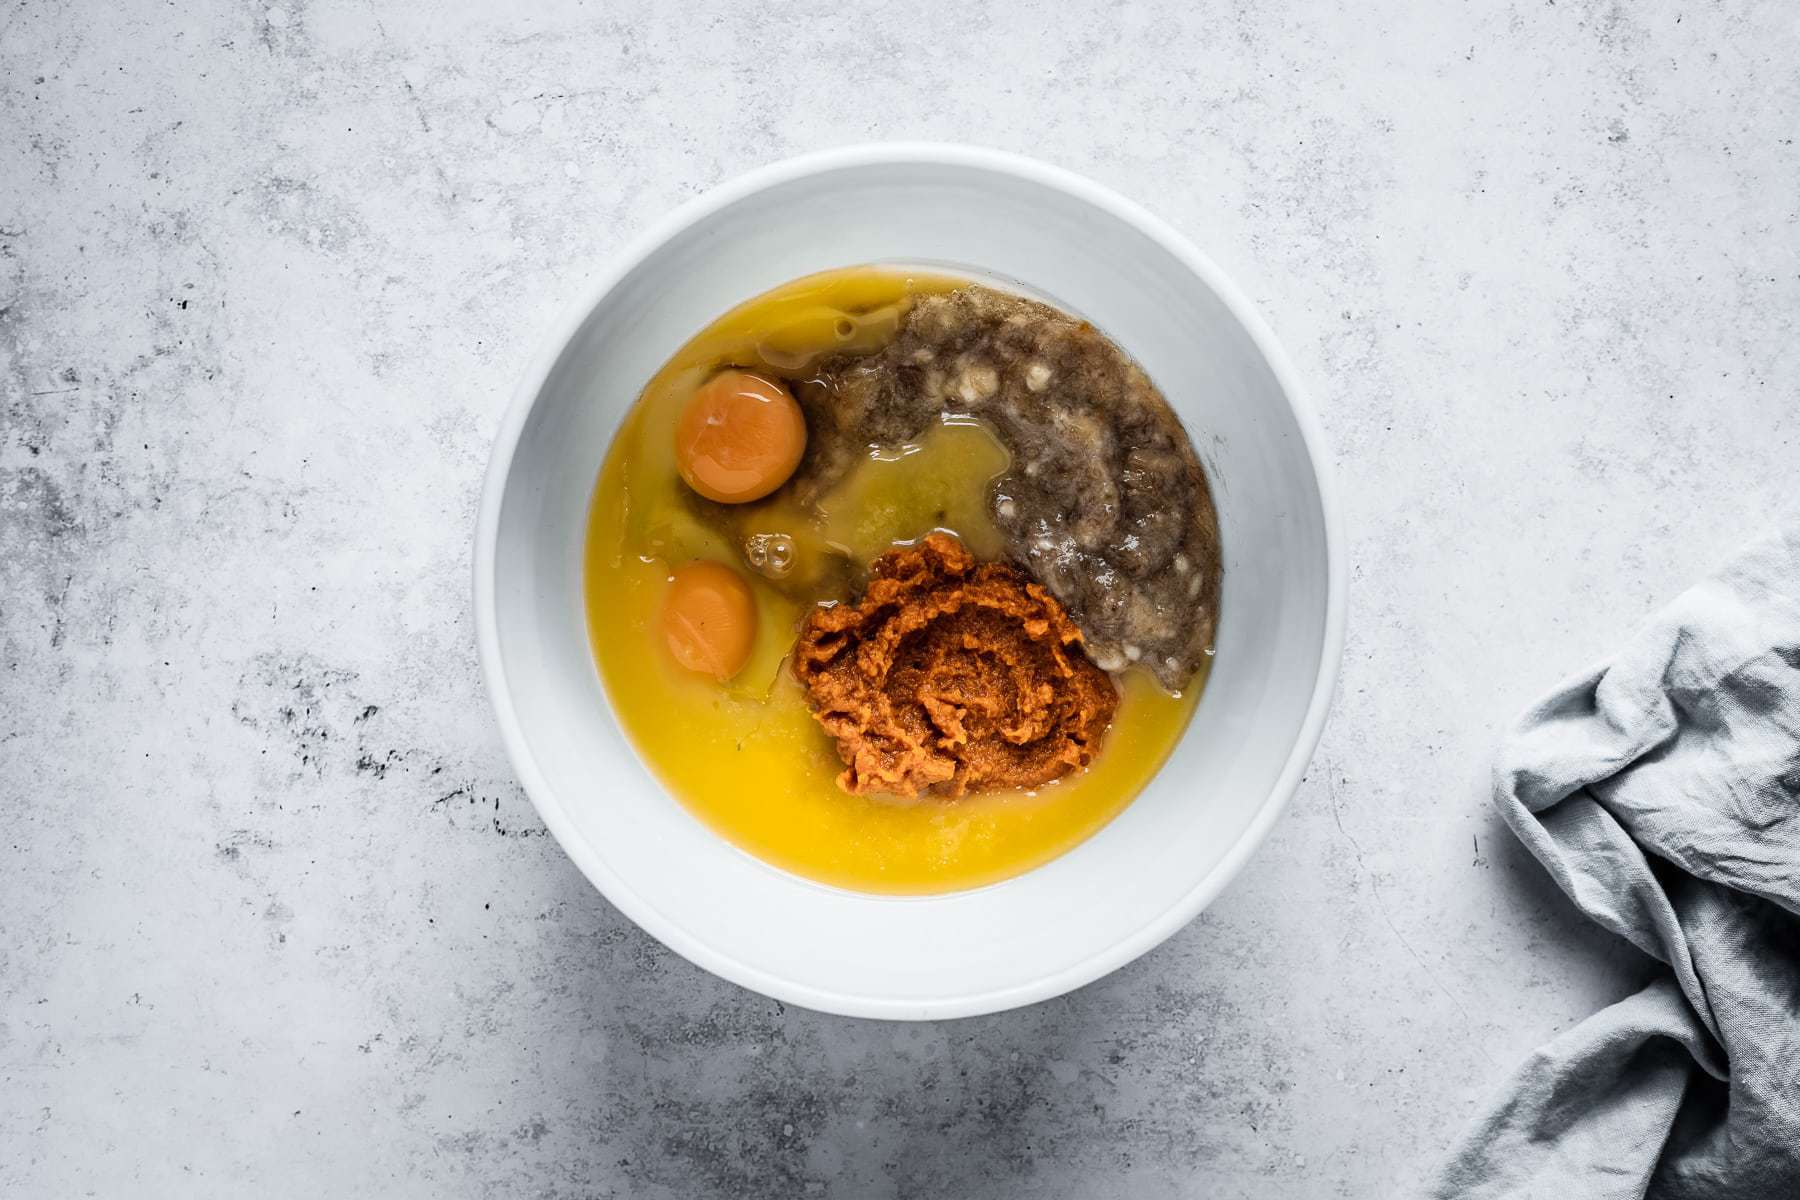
top-left (484, 153), bottom-right (1335, 1018)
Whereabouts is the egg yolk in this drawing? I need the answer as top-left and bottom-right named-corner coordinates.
top-left (659, 560), bottom-right (757, 680)
top-left (673, 370), bottom-right (807, 504)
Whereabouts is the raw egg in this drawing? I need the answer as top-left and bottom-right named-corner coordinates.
top-left (674, 370), bottom-right (807, 504)
top-left (660, 560), bottom-right (757, 680)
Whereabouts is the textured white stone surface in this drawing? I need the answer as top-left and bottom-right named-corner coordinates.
top-left (3, 1), bottom-right (1796, 1195)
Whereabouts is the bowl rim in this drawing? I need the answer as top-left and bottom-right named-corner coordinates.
top-left (473, 142), bottom-right (1347, 1020)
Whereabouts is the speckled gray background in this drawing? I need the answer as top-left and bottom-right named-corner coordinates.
top-left (3, 1), bottom-right (1796, 1196)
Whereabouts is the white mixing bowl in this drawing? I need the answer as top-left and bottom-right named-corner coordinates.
top-left (475, 144), bottom-right (1344, 1019)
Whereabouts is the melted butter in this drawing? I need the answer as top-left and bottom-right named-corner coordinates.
top-left (815, 417), bottom-right (1011, 563)
top-left (584, 266), bottom-right (1203, 894)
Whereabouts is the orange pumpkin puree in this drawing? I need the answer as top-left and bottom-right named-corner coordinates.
top-left (794, 534), bottom-right (1117, 797)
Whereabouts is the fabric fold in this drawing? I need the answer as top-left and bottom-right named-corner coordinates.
top-left (1430, 526), bottom-right (1800, 1199)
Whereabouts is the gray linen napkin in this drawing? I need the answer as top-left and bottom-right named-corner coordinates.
top-left (1430, 525), bottom-right (1800, 1199)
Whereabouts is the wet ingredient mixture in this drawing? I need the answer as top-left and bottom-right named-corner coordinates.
top-left (584, 267), bottom-right (1207, 894)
